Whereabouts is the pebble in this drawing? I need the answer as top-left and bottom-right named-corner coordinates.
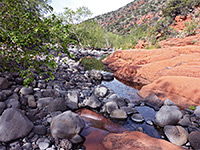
top-left (38, 142), bottom-right (49, 150)
top-left (131, 113), bottom-right (144, 123)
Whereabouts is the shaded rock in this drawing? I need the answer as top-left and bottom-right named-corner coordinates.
top-left (104, 94), bottom-right (127, 108)
top-left (164, 98), bottom-right (176, 106)
top-left (194, 106), bottom-right (200, 118)
top-left (33, 125), bottom-right (47, 135)
top-left (0, 92), bottom-right (7, 101)
top-left (121, 106), bottom-right (138, 115)
top-left (28, 95), bottom-right (37, 108)
top-left (41, 89), bottom-right (60, 98)
top-left (81, 95), bottom-right (101, 109)
top-left (102, 131), bottom-right (185, 150)
top-left (154, 106), bottom-right (183, 127)
top-left (143, 94), bottom-right (163, 110)
top-left (178, 115), bottom-right (192, 127)
top-left (50, 111), bottom-right (85, 144)
top-left (110, 109), bottom-right (127, 120)
top-left (102, 101), bottom-right (118, 114)
top-left (94, 85), bottom-right (108, 98)
top-left (37, 97), bottom-right (53, 109)
top-left (0, 77), bottom-right (9, 90)
top-left (5, 98), bottom-right (20, 108)
top-left (47, 98), bottom-right (67, 112)
top-left (0, 108), bottom-right (33, 142)
top-left (131, 113), bottom-right (144, 123)
top-left (2, 90), bottom-right (12, 97)
top-left (164, 125), bottom-right (188, 146)
top-left (189, 131), bottom-right (200, 150)
top-left (59, 139), bottom-right (72, 150)
top-left (20, 87), bottom-right (34, 95)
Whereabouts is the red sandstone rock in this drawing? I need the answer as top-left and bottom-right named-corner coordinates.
top-left (102, 131), bottom-right (186, 150)
top-left (138, 76), bottom-right (200, 108)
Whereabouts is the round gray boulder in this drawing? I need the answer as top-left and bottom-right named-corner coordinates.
top-left (50, 111), bottom-right (85, 144)
top-left (110, 109), bottom-right (127, 119)
top-left (153, 106), bottom-right (183, 127)
top-left (0, 108), bottom-right (33, 142)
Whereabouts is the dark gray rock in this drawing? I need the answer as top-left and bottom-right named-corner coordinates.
top-left (5, 98), bottom-right (20, 108)
top-left (28, 95), bottom-right (37, 108)
top-left (15, 77), bottom-right (23, 85)
top-left (110, 109), bottom-right (127, 119)
top-left (143, 94), bottom-right (163, 110)
top-left (37, 97), bottom-right (53, 109)
top-left (0, 92), bottom-right (6, 101)
top-left (50, 111), bottom-right (85, 144)
top-left (189, 131), bottom-right (200, 150)
top-left (0, 108), bottom-right (33, 142)
top-left (47, 98), bottom-right (67, 112)
top-left (164, 125), bottom-right (188, 146)
top-left (20, 87), bottom-right (34, 95)
top-left (2, 90), bottom-right (12, 97)
top-left (153, 106), bottom-right (183, 127)
top-left (94, 85), bottom-right (108, 98)
top-left (0, 77), bottom-right (9, 90)
top-left (131, 113), bottom-right (144, 123)
top-left (33, 125), bottom-right (47, 135)
top-left (41, 89), bottom-right (60, 98)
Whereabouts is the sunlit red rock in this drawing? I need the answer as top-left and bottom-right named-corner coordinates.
top-left (102, 131), bottom-right (186, 150)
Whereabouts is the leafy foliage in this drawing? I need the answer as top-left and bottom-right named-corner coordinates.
top-left (184, 21), bottom-right (199, 36)
top-left (0, 0), bottom-right (72, 85)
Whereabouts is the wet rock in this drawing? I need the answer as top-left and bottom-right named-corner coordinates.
top-left (37, 97), bottom-right (53, 109)
top-left (47, 98), bottom-right (67, 112)
top-left (104, 94), bottom-right (127, 108)
top-left (0, 77), bottom-right (9, 90)
top-left (94, 85), bottom-right (108, 98)
top-left (146, 120), bottom-right (153, 126)
top-left (194, 106), bottom-right (200, 118)
top-left (189, 131), bottom-right (200, 150)
top-left (131, 113), bottom-right (144, 123)
top-left (102, 131), bottom-right (185, 150)
top-left (81, 95), bottom-right (101, 109)
top-left (143, 94), bottom-right (163, 110)
top-left (0, 108), bottom-right (33, 142)
top-left (101, 72), bottom-right (114, 81)
top-left (50, 111), bottom-right (85, 144)
top-left (110, 109), bottom-right (127, 119)
top-left (164, 125), bottom-right (188, 146)
top-left (154, 106), bottom-right (183, 127)
top-left (20, 87), bottom-right (34, 95)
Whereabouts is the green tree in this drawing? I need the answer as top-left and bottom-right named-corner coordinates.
top-left (0, 0), bottom-right (72, 85)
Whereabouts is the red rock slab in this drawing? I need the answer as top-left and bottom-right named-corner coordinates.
top-left (138, 76), bottom-right (200, 108)
top-left (102, 131), bottom-right (186, 150)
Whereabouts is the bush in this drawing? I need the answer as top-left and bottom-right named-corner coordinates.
top-left (184, 21), bottom-right (199, 36)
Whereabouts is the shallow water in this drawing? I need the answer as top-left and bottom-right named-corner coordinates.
top-left (102, 78), bottom-right (164, 139)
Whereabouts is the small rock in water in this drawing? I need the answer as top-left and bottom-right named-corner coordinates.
top-left (131, 113), bottom-right (144, 123)
top-left (146, 120), bottom-right (153, 126)
top-left (110, 109), bottom-right (127, 119)
top-left (121, 106), bottom-right (138, 115)
top-left (143, 94), bottom-right (163, 110)
top-left (102, 101), bottom-right (118, 114)
top-left (164, 125), bottom-right (188, 146)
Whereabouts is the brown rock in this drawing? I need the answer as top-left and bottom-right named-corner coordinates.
top-left (138, 76), bottom-right (200, 108)
top-left (102, 131), bottom-right (186, 150)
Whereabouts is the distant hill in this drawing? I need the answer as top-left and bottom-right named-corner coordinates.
top-left (93, 0), bottom-right (168, 35)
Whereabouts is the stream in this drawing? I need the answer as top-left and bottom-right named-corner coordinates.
top-left (101, 77), bottom-right (164, 139)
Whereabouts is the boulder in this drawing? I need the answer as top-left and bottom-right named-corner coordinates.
top-left (164, 125), bottom-right (188, 146)
top-left (80, 95), bottom-right (101, 109)
top-left (94, 85), bottom-right (108, 98)
top-left (37, 97), bottom-right (53, 109)
top-left (138, 76), bottom-right (200, 108)
top-left (143, 94), bottom-right (163, 110)
top-left (153, 106), bottom-right (183, 127)
top-left (50, 111), bottom-right (85, 144)
top-left (20, 87), bottom-right (34, 95)
top-left (189, 131), bottom-right (200, 150)
top-left (102, 131), bottom-right (185, 150)
top-left (0, 108), bottom-right (33, 142)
